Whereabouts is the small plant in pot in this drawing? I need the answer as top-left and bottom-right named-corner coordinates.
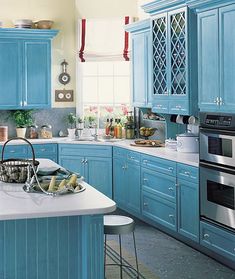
top-left (66, 112), bottom-right (77, 139)
top-left (11, 110), bottom-right (34, 138)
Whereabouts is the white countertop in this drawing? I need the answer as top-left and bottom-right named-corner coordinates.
top-left (0, 159), bottom-right (116, 221)
top-left (0, 137), bottom-right (199, 167)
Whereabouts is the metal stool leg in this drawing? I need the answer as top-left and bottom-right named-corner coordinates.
top-left (119, 234), bottom-right (123, 279)
top-left (104, 234), bottom-right (107, 278)
top-left (133, 231), bottom-right (139, 279)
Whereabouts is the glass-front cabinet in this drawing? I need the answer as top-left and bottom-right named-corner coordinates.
top-left (152, 7), bottom-right (197, 115)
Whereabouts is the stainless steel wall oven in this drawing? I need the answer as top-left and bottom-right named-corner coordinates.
top-left (200, 112), bottom-right (235, 231)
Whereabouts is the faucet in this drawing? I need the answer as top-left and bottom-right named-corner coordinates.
top-left (92, 123), bottom-right (98, 141)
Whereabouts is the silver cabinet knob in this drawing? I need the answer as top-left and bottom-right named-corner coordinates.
top-left (143, 202), bottom-right (148, 207)
top-left (169, 214), bottom-right (174, 218)
top-left (203, 233), bottom-right (210, 239)
top-left (184, 171), bottom-right (190, 176)
top-left (168, 167), bottom-right (174, 172)
top-left (143, 160), bottom-right (148, 164)
top-left (168, 187), bottom-right (174, 191)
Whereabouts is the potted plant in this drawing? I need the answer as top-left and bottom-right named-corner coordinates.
top-left (11, 110), bottom-right (34, 138)
top-left (66, 112), bottom-right (77, 139)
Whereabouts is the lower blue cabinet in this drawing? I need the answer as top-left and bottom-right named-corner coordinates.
top-left (113, 147), bottom-right (141, 216)
top-left (31, 143), bottom-right (58, 162)
top-left (200, 221), bottom-right (235, 262)
top-left (177, 164), bottom-right (199, 242)
top-left (58, 144), bottom-right (112, 198)
top-left (142, 191), bottom-right (177, 231)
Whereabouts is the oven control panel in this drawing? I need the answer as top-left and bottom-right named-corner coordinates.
top-left (205, 115), bottom-right (232, 126)
top-left (200, 112), bottom-right (235, 130)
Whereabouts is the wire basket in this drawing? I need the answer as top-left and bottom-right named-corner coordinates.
top-left (0, 137), bottom-right (39, 183)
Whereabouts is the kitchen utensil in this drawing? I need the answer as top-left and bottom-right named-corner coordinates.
top-left (176, 132), bottom-right (199, 153)
top-left (0, 137), bottom-right (39, 183)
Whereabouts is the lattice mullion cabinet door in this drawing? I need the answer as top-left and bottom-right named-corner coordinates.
top-left (152, 13), bottom-right (168, 98)
top-left (152, 12), bottom-right (170, 113)
top-left (168, 7), bottom-right (187, 98)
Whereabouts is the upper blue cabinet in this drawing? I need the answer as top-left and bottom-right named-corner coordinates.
top-left (126, 20), bottom-right (152, 108)
top-left (0, 29), bottom-right (58, 109)
top-left (197, 3), bottom-right (235, 112)
top-left (150, 6), bottom-right (198, 115)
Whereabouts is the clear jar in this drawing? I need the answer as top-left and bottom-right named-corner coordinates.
top-left (28, 125), bottom-right (38, 139)
top-left (40, 125), bottom-right (52, 139)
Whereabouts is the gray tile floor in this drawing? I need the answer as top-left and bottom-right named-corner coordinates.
top-left (111, 209), bottom-right (235, 279)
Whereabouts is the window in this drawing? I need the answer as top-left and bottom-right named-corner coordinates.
top-left (77, 61), bottom-right (131, 128)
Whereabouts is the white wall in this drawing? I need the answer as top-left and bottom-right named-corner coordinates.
top-left (138, 0), bottom-right (150, 19)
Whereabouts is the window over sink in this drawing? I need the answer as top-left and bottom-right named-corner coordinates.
top-left (77, 61), bottom-right (131, 128)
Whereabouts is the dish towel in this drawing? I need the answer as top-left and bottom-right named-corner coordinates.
top-left (78, 16), bottom-right (135, 62)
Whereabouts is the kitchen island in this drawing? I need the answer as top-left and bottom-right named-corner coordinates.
top-left (0, 160), bottom-right (116, 279)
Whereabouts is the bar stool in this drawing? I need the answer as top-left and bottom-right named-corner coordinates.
top-left (104, 215), bottom-right (139, 279)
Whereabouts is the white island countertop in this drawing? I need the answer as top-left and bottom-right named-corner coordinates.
top-left (0, 159), bottom-right (116, 221)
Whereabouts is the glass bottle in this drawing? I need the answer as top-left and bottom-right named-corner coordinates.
top-left (116, 119), bottom-right (122, 139)
top-left (125, 112), bottom-right (135, 139)
top-left (40, 125), bottom-right (52, 139)
top-left (28, 125), bottom-right (38, 139)
top-left (105, 119), bottom-right (110, 136)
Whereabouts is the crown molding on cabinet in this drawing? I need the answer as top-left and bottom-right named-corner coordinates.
top-left (0, 28), bottom-right (59, 39)
top-left (142, 0), bottom-right (186, 14)
top-left (125, 19), bottom-right (150, 33)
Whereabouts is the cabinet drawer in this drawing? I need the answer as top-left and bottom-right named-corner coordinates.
top-left (59, 144), bottom-right (112, 158)
top-left (169, 100), bottom-right (188, 115)
top-left (127, 150), bottom-right (140, 165)
top-left (141, 154), bottom-right (176, 176)
top-left (113, 147), bottom-right (126, 159)
top-left (31, 144), bottom-right (57, 155)
top-left (1, 144), bottom-right (28, 159)
top-left (142, 191), bottom-right (176, 231)
top-left (177, 163), bottom-right (198, 183)
top-left (200, 221), bottom-right (235, 261)
top-left (152, 100), bottom-right (169, 113)
top-left (142, 167), bottom-right (176, 202)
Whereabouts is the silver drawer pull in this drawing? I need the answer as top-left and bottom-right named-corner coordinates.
top-left (175, 105), bottom-right (181, 109)
top-left (40, 148), bottom-right (46, 152)
top-left (156, 104), bottom-right (162, 108)
top-left (122, 166), bottom-right (125, 170)
top-left (143, 160), bottom-right (148, 164)
top-left (184, 171), bottom-right (190, 176)
top-left (203, 233), bottom-right (210, 239)
top-left (9, 150), bottom-right (15, 153)
top-left (169, 214), bottom-right (174, 218)
top-left (168, 187), bottom-right (174, 191)
top-left (168, 167), bottom-right (173, 172)
top-left (130, 156), bottom-right (135, 160)
top-left (143, 202), bottom-right (148, 207)
top-left (143, 178), bottom-right (148, 182)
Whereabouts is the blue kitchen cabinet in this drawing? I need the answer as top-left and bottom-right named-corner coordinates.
top-left (141, 154), bottom-right (177, 231)
top-left (200, 221), bottom-right (235, 262)
top-left (198, 3), bottom-right (235, 112)
top-left (58, 144), bottom-right (112, 198)
top-left (30, 144), bottom-right (58, 162)
top-left (177, 163), bottom-right (199, 242)
top-left (113, 147), bottom-right (141, 216)
top-left (126, 19), bottom-right (152, 108)
top-left (0, 144), bottom-right (28, 159)
top-left (0, 29), bottom-right (58, 109)
top-left (151, 7), bottom-right (198, 115)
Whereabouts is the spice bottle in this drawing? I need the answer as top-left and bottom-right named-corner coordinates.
top-left (125, 112), bottom-right (135, 139)
top-left (105, 119), bottom-right (110, 136)
top-left (116, 119), bottom-right (122, 139)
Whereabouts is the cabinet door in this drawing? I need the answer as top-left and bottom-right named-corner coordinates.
top-left (168, 8), bottom-right (187, 99)
top-left (87, 156), bottom-right (112, 198)
top-left (113, 157), bottom-right (127, 207)
top-left (219, 4), bottom-right (235, 112)
top-left (59, 156), bottom-right (85, 177)
top-left (178, 179), bottom-right (199, 242)
top-left (126, 163), bottom-right (141, 215)
top-left (132, 32), bottom-right (148, 107)
top-left (152, 13), bottom-right (168, 102)
top-left (0, 40), bottom-right (22, 108)
top-left (24, 40), bottom-right (51, 108)
top-left (198, 9), bottom-right (219, 111)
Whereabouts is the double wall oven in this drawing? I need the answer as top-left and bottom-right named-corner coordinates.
top-left (200, 112), bottom-right (235, 231)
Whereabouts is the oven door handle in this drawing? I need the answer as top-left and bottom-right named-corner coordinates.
top-left (200, 161), bottom-right (235, 174)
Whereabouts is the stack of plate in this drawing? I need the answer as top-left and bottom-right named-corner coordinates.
top-left (14, 19), bottom-right (32, 29)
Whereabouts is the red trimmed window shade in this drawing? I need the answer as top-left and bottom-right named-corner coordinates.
top-left (78, 17), bottom-right (134, 62)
